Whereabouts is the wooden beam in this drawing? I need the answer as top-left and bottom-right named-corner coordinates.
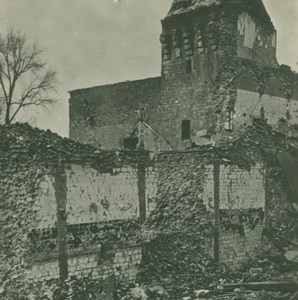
top-left (54, 163), bottom-right (69, 281)
top-left (223, 281), bottom-right (298, 292)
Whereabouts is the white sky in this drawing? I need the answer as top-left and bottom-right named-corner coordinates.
top-left (0, 0), bottom-right (297, 137)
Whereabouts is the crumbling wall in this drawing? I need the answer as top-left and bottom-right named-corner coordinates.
top-left (0, 124), bottom-right (156, 297)
top-left (28, 160), bottom-right (147, 284)
top-left (142, 151), bottom-right (267, 282)
top-left (1, 123), bottom-right (294, 299)
top-left (237, 12), bottom-right (277, 66)
top-left (26, 247), bottom-right (142, 284)
top-left (0, 161), bottom-right (49, 299)
top-left (219, 164), bottom-right (266, 266)
top-left (65, 164), bottom-right (139, 224)
top-left (156, 7), bottom-right (232, 150)
top-left (201, 162), bottom-right (266, 266)
top-left (219, 221), bottom-right (264, 266)
top-left (67, 3), bottom-right (298, 152)
top-left (219, 164), bottom-right (265, 210)
top-left (234, 72), bottom-right (298, 137)
top-left (141, 152), bottom-right (216, 284)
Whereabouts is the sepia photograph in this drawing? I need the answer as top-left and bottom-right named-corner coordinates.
top-left (0, 0), bottom-right (298, 299)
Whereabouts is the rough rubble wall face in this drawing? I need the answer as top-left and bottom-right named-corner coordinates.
top-left (65, 164), bottom-right (139, 224)
top-left (266, 170), bottom-right (289, 226)
top-left (0, 163), bottom-right (53, 295)
top-left (237, 12), bottom-right (276, 66)
top-left (219, 164), bottom-right (265, 210)
top-left (141, 156), bottom-right (216, 279)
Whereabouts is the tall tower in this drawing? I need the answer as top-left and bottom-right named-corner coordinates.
top-left (151, 0), bottom-right (277, 150)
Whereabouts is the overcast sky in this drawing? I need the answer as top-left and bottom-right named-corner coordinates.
top-left (0, 0), bottom-right (297, 137)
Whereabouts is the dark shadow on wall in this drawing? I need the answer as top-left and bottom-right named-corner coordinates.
top-left (278, 151), bottom-right (298, 213)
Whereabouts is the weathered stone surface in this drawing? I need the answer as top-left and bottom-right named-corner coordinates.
top-left (68, 0), bottom-right (298, 153)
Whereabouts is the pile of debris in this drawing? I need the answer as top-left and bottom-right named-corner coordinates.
top-left (116, 281), bottom-right (297, 300)
top-left (116, 255), bottom-right (298, 300)
top-left (0, 123), bottom-right (98, 161)
top-left (0, 123), bottom-right (149, 168)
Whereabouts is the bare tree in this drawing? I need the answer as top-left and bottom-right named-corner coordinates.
top-left (0, 29), bottom-right (57, 125)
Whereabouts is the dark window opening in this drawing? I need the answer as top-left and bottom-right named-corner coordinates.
top-left (181, 120), bottom-right (191, 140)
top-left (186, 59), bottom-right (192, 73)
top-left (260, 107), bottom-right (265, 119)
top-left (123, 137), bottom-right (138, 150)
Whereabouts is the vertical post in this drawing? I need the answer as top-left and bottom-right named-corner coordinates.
top-left (264, 165), bottom-right (270, 229)
top-left (137, 161), bottom-right (146, 224)
top-left (137, 120), bottom-right (145, 150)
top-left (213, 161), bottom-right (220, 262)
top-left (54, 163), bottom-right (68, 281)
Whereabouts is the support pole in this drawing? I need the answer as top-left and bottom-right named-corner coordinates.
top-left (213, 161), bottom-right (220, 262)
top-left (54, 163), bottom-right (68, 281)
top-left (138, 161), bottom-right (146, 224)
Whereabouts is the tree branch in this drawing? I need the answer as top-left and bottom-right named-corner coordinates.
top-left (9, 70), bottom-right (56, 123)
top-left (0, 28), bottom-right (57, 124)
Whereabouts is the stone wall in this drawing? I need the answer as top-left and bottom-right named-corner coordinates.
top-left (69, 77), bottom-right (161, 150)
top-left (26, 247), bottom-right (142, 284)
top-left (68, 2), bottom-right (298, 152)
top-left (0, 122), bottom-right (154, 295)
top-left (218, 162), bottom-right (266, 266)
top-left (202, 162), bottom-right (266, 266)
top-left (65, 164), bottom-right (139, 225)
top-left (0, 123), bottom-right (290, 296)
top-left (27, 159), bottom-right (147, 283)
top-left (219, 222), bottom-right (264, 266)
top-left (219, 164), bottom-right (265, 210)
top-left (0, 161), bottom-right (50, 293)
top-left (155, 7), bottom-right (232, 151)
top-left (143, 152), bottom-right (268, 273)
top-left (30, 153), bottom-right (269, 279)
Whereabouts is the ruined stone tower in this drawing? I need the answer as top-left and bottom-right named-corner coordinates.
top-left (69, 0), bottom-right (298, 151)
top-left (154, 0), bottom-right (279, 149)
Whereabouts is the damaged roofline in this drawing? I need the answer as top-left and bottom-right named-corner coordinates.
top-left (163, 0), bottom-right (275, 32)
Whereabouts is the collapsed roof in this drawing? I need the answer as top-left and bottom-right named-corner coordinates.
top-left (167, 0), bottom-right (274, 29)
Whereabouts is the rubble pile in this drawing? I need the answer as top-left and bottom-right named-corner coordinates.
top-left (0, 123), bottom-right (97, 161)
top-left (229, 119), bottom-right (291, 167)
top-left (133, 120), bottom-right (298, 299)
top-left (139, 233), bottom-right (223, 283)
top-left (0, 123), bottom-right (150, 168)
top-left (116, 282), bottom-right (294, 300)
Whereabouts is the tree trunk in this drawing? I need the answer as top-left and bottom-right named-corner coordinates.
top-left (5, 106), bottom-right (10, 125)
